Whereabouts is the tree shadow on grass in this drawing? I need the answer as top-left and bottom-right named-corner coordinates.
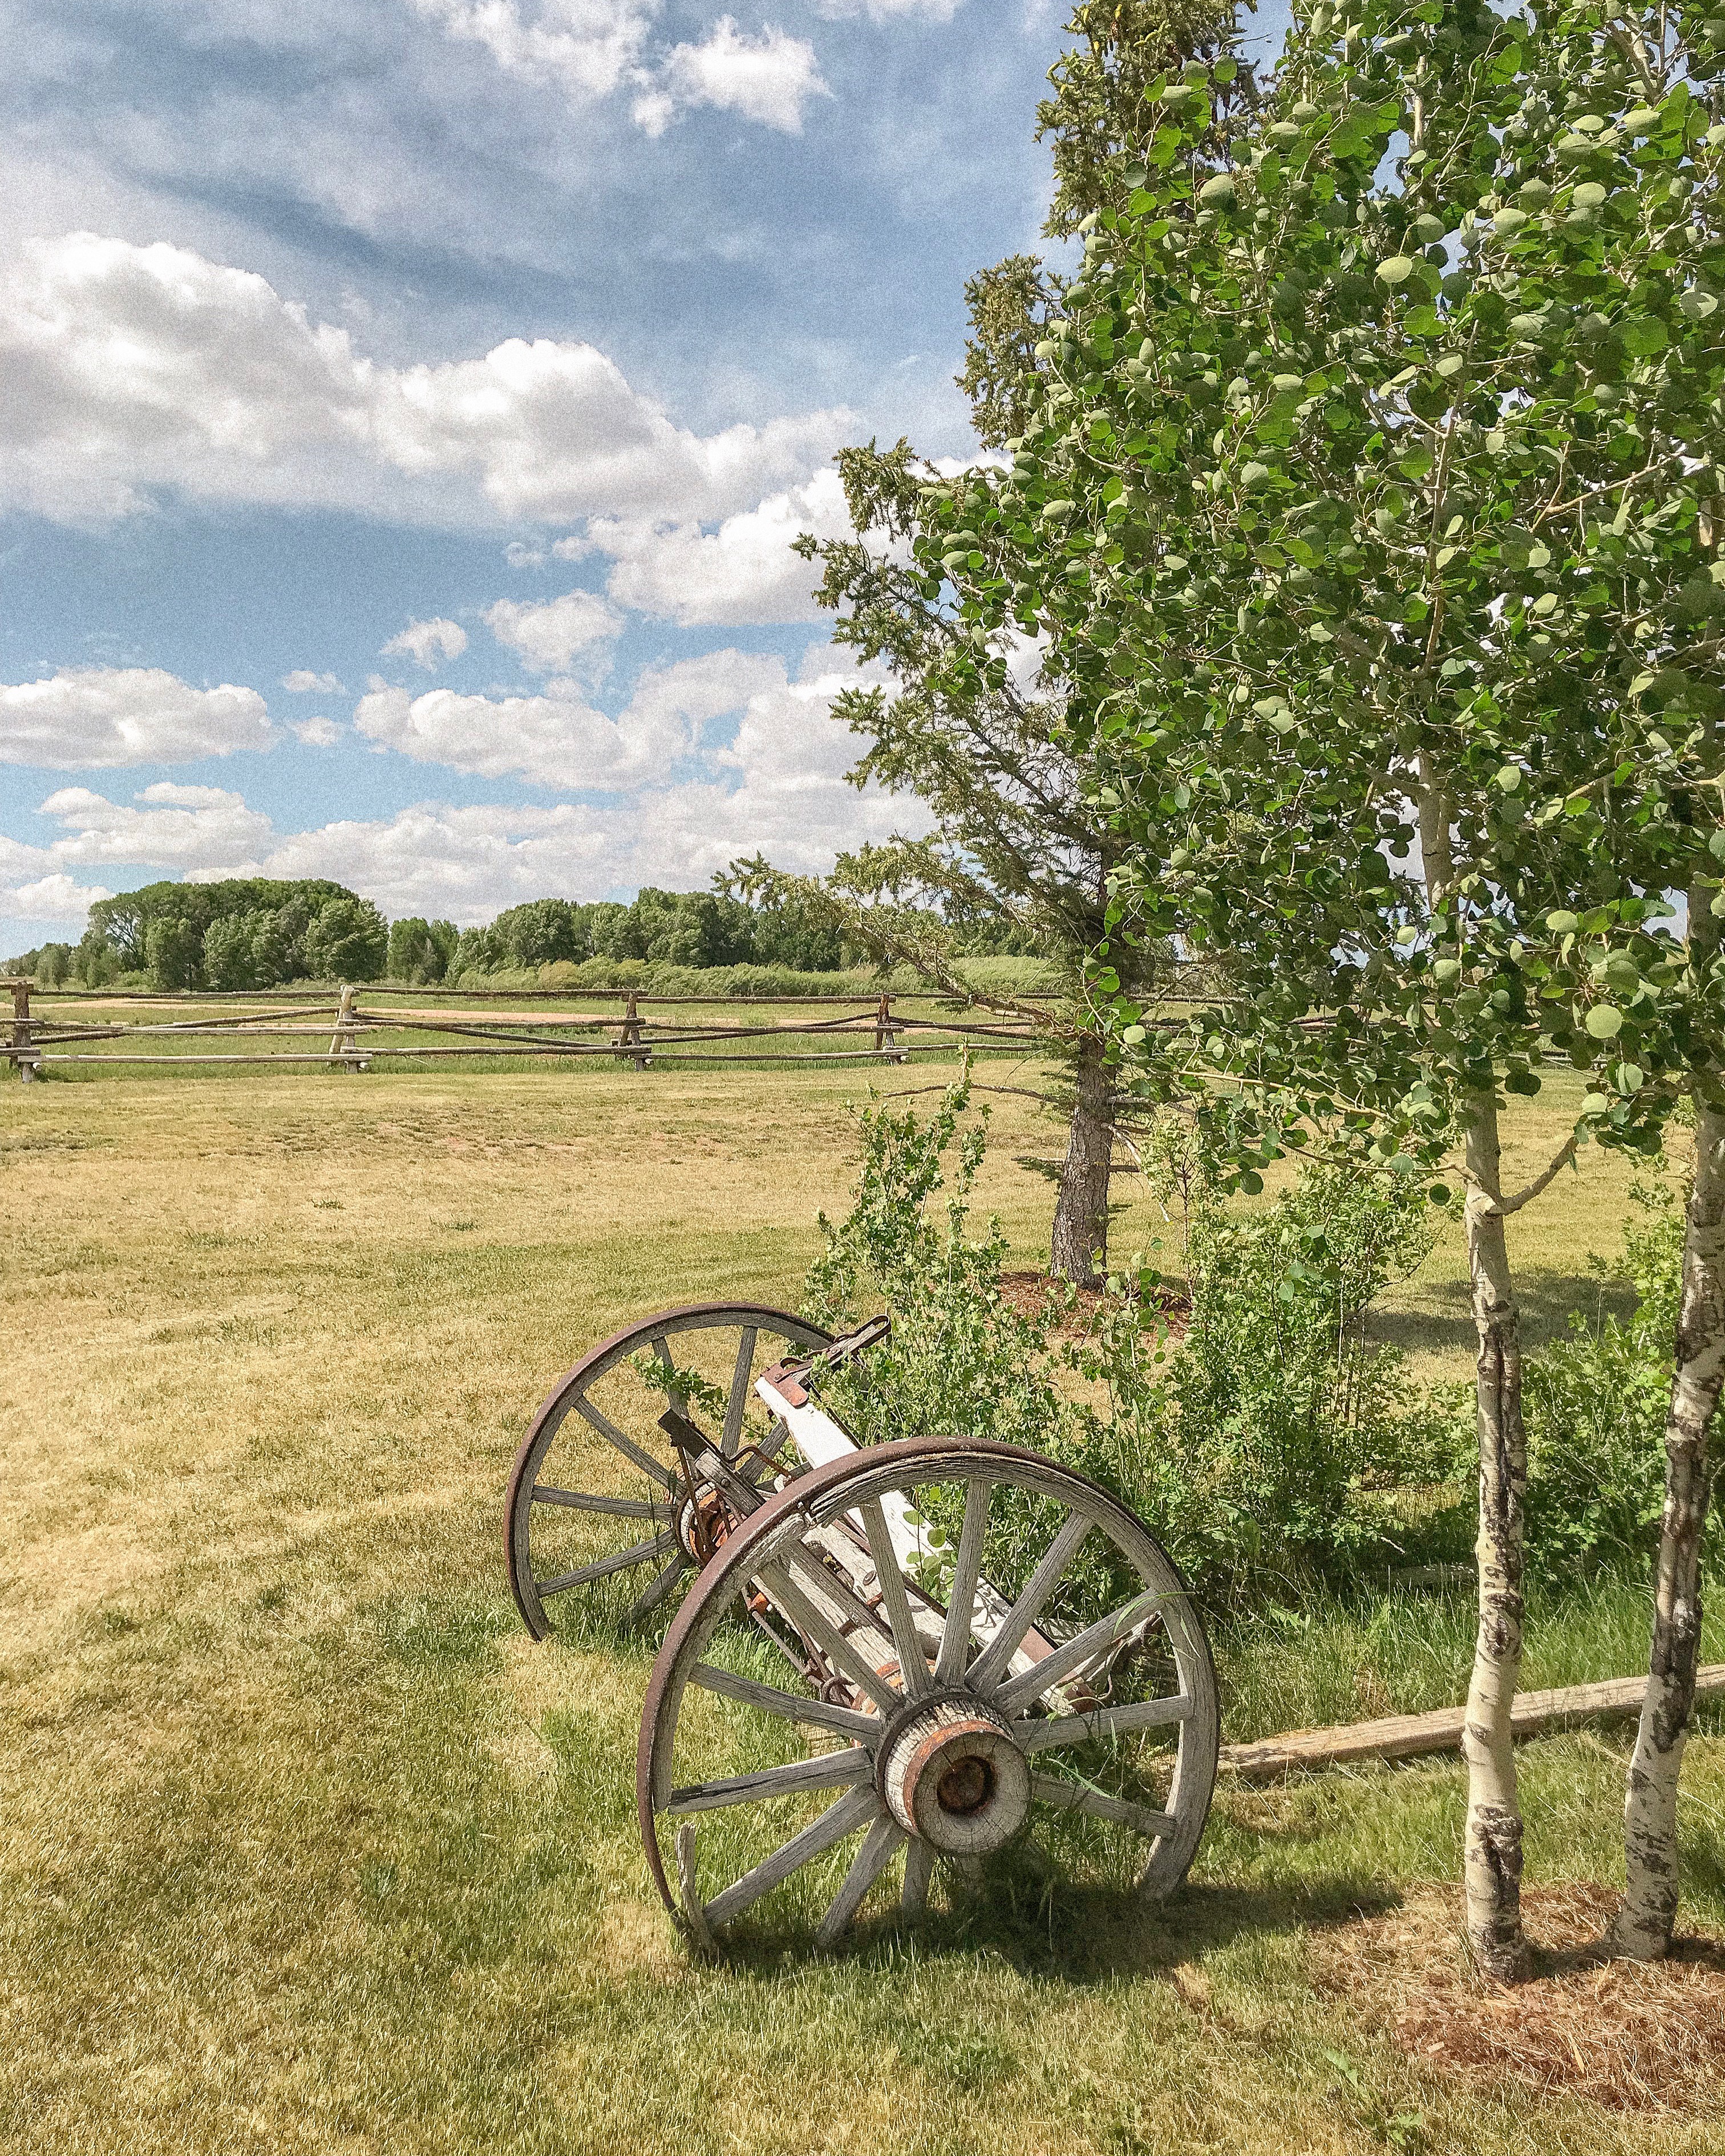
top-left (722, 1862), bottom-right (1402, 1985)
top-left (1368, 1268), bottom-right (1635, 1361)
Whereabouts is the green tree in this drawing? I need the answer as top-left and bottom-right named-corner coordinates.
top-left (785, 0), bottom-right (1249, 1287)
top-left (916, 0), bottom-right (1725, 1968)
top-left (34, 943), bottom-right (71, 988)
top-left (145, 916), bottom-right (202, 991)
top-left (302, 898), bottom-right (387, 982)
top-left (202, 911), bottom-right (262, 991)
top-left (387, 916), bottom-right (459, 983)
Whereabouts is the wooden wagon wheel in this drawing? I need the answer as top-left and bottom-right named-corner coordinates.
top-left (505, 1303), bottom-right (835, 1639)
top-left (638, 1436), bottom-right (1219, 1949)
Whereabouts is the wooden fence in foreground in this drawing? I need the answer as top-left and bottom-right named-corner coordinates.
top-left (2, 979), bottom-right (1056, 1081)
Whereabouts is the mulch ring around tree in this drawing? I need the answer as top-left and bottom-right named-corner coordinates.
top-left (997, 1270), bottom-right (1191, 1338)
top-left (1312, 1883), bottom-right (1725, 2113)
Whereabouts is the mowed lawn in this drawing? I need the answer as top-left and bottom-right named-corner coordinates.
top-left (2, 1065), bottom-right (1721, 2155)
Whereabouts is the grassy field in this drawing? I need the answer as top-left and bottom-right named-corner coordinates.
top-left (1, 1063), bottom-right (1720, 2154)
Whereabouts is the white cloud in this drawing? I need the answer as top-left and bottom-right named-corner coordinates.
top-left (485, 586), bottom-right (623, 672)
top-left (290, 716), bottom-right (342, 747)
top-left (0, 233), bottom-right (852, 525)
top-left (505, 541), bottom-right (548, 569)
top-left (350, 646), bottom-right (781, 789)
top-left (408, 0), bottom-right (655, 102)
top-left (811, 1), bottom-right (965, 17)
top-left (0, 872), bottom-right (115, 923)
top-left (0, 666), bottom-right (273, 768)
top-left (283, 669), bottom-right (342, 693)
top-left (3, 644), bottom-right (922, 924)
top-left (382, 617), bottom-right (469, 669)
top-left (589, 464), bottom-right (848, 623)
top-left (633, 19), bottom-right (829, 137)
top-left (37, 782), bottom-right (276, 869)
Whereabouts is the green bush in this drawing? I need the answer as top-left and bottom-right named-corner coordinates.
top-left (1521, 1180), bottom-right (1685, 1575)
top-left (800, 1076), bottom-right (1437, 1608)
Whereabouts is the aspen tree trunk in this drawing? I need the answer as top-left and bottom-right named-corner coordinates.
top-left (1612, 1101), bottom-right (1725, 1958)
top-left (1460, 1101), bottom-right (1534, 1981)
top-left (1421, 756), bottom-right (1532, 1979)
top-left (1050, 1032), bottom-right (1113, 1287)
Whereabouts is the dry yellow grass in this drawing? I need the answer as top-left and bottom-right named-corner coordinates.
top-left (1, 1065), bottom-right (1719, 2156)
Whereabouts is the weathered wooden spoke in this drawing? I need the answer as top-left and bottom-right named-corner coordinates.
top-left (703, 1786), bottom-right (884, 1929)
top-left (627, 1556), bottom-right (690, 1627)
top-left (1029, 1773), bottom-right (1177, 1841)
top-left (1017, 1696), bottom-right (1193, 1754)
top-left (531, 1486), bottom-right (672, 1521)
top-left (993, 1587), bottom-right (1172, 1713)
top-left (721, 1327), bottom-right (758, 1456)
top-left (666, 1748), bottom-right (871, 1817)
top-left (816, 1813), bottom-right (906, 1948)
top-left (538, 1531), bottom-right (677, 1597)
top-left (688, 1663), bottom-right (882, 1738)
top-left (504, 1303), bottom-right (832, 1639)
top-left (966, 1509), bottom-right (1094, 1693)
top-left (860, 1498), bottom-right (932, 1698)
top-left (641, 1437), bottom-right (1220, 1947)
top-left (933, 1475), bottom-right (991, 1684)
top-left (901, 1834), bottom-right (935, 1914)
top-left (574, 1397), bottom-right (677, 1489)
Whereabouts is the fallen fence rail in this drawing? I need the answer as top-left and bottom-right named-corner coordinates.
top-left (1218, 1664), bottom-right (1725, 1782)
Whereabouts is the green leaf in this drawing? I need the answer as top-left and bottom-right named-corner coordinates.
top-left (1545, 911), bottom-right (1579, 934)
top-left (1586, 1005), bottom-right (1624, 1040)
top-left (1376, 255), bottom-right (1415, 284)
top-left (1621, 317), bottom-right (1669, 356)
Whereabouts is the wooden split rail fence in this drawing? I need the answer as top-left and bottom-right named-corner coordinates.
top-left (2, 980), bottom-right (1051, 1080)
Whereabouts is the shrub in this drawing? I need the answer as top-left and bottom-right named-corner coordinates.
top-left (1521, 1178), bottom-right (1686, 1575)
top-left (800, 1076), bottom-right (1435, 1607)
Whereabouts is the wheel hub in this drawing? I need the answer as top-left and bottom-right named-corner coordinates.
top-left (877, 1691), bottom-right (1030, 1855)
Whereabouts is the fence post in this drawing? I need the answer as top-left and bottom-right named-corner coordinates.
top-left (617, 991), bottom-right (651, 1071)
top-left (873, 992), bottom-right (905, 1064)
top-left (7, 979), bottom-right (38, 1083)
top-left (329, 983), bottom-right (367, 1073)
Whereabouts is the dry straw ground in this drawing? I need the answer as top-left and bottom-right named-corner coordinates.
top-left (1, 1063), bottom-right (1721, 2155)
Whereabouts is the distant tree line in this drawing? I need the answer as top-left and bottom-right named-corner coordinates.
top-left (3, 872), bottom-right (1036, 992)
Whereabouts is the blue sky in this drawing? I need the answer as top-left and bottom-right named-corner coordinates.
top-left (0, 0), bottom-right (1086, 942)
top-left (0, 1), bottom-right (1289, 946)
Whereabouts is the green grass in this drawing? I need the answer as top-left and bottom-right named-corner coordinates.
top-left (1, 1066), bottom-right (1720, 2154)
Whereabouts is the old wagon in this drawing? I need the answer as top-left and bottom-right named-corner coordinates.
top-left (505, 1302), bottom-right (1219, 1948)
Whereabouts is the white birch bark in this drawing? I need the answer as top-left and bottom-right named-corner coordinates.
top-left (1459, 1101), bottom-right (1533, 1982)
top-left (1611, 1101), bottom-right (1725, 1958)
top-left (1422, 755), bottom-right (1532, 1980)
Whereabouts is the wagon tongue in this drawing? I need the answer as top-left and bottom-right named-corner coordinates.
top-left (758, 1312), bottom-right (891, 1406)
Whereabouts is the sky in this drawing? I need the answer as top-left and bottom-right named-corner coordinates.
top-left (0, 0), bottom-right (1102, 945)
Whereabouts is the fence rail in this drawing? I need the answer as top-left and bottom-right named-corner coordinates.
top-left (2, 979), bottom-right (1063, 1081)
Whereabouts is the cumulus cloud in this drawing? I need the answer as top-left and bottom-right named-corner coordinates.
top-left (589, 464), bottom-right (848, 624)
top-left (351, 646), bottom-right (782, 790)
top-left (0, 233), bottom-right (852, 525)
top-left (811, 1), bottom-right (965, 17)
top-left (37, 782), bottom-right (277, 868)
top-left (290, 716), bottom-right (342, 747)
top-left (633, 19), bottom-right (828, 136)
top-left (408, 0), bottom-right (655, 102)
top-left (3, 644), bottom-right (921, 925)
top-left (0, 872), bottom-right (115, 922)
top-left (382, 617), bottom-right (469, 670)
top-left (0, 666), bottom-right (273, 768)
top-left (484, 587), bottom-right (623, 672)
top-left (283, 669), bottom-right (342, 693)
